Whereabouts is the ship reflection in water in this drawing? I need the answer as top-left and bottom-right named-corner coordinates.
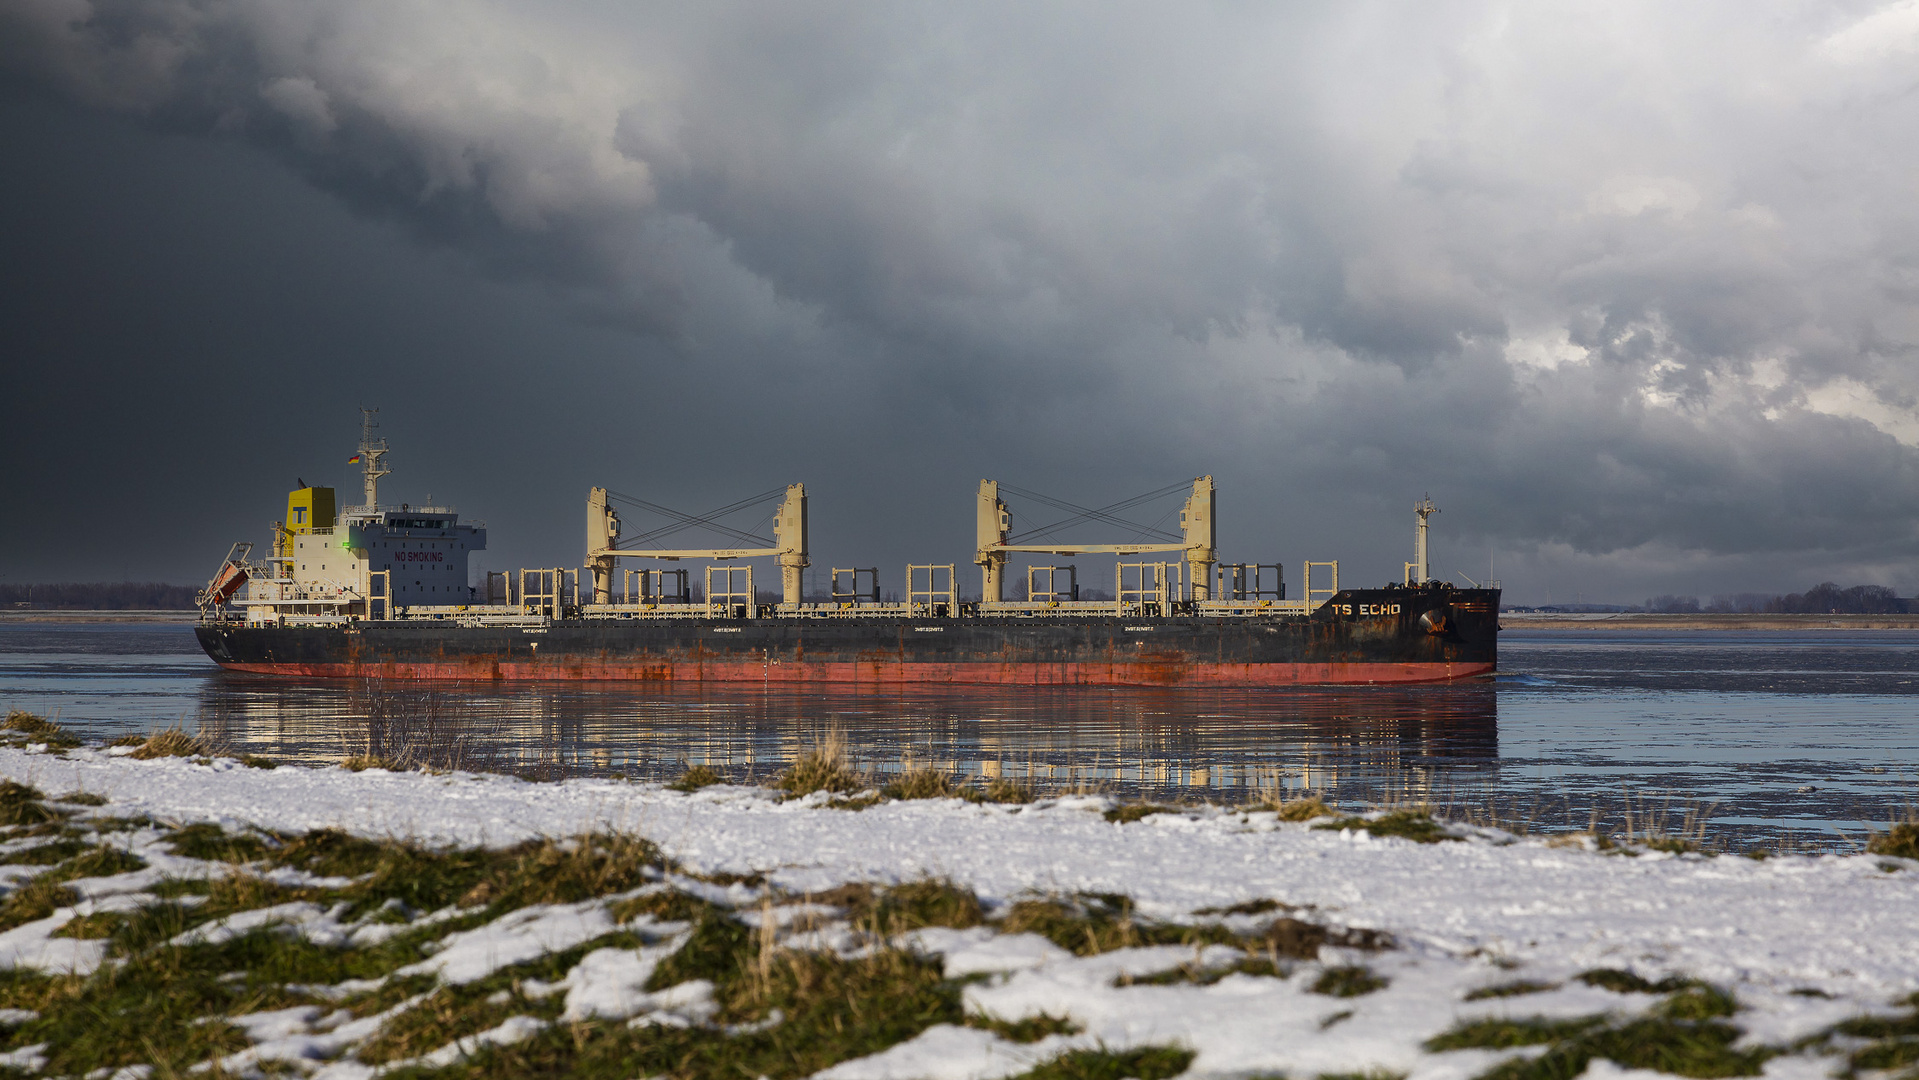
top-left (194, 679), bottom-right (1498, 805)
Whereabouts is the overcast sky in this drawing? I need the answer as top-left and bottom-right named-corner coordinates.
top-left (4, 1), bottom-right (1918, 605)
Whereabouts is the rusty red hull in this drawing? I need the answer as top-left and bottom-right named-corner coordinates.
top-left (197, 585), bottom-right (1499, 688)
top-left (211, 658), bottom-right (1493, 685)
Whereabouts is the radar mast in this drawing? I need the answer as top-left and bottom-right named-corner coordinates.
top-left (357, 407), bottom-right (391, 510)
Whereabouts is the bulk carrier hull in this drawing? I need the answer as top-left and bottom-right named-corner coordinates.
top-left (197, 585), bottom-right (1499, 687)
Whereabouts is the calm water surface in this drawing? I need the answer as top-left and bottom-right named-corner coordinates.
top-left (1, 620), bottom-right (1914, 849)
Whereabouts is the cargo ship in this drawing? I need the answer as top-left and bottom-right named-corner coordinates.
top-left (194, 412), bottom-right (1499, 685)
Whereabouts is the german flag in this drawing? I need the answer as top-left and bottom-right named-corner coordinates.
top-left (347, 454), bottom-right (362, 464)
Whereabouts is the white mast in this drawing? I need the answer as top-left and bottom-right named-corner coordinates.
top-left (1411, 495), bottom-right (1438, 585)
top-left (357, 407), bottom-right (391, 510)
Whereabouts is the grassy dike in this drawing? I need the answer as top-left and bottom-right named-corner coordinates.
top-left (0, 711), bottom-right (1914, 1080)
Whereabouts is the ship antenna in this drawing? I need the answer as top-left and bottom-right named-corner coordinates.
top-left (358, 407), bottom-right (391, 511)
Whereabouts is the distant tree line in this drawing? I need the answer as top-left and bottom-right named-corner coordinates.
top-left (1645, 583), bottom-right (1910, 615)
top-left (0, 583), bottom-right (200, 610)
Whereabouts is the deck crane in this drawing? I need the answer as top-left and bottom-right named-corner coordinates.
top-left (974, 476), bottom-right (1216, 603)
top-left (585, 485), bottom-right (808, 607)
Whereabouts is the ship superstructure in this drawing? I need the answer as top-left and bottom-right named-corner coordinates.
top-left (196, 415), bottom-right (1498, 685)
top-left (204, 410), bottom-right (487, 623)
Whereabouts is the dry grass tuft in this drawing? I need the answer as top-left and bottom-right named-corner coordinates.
top-left (50, 912), bottom-right (122, 940)
top-left (883, 761), bottom-right (958, 800)
top-left (669, 763), bottom-right (723, 792)
top-left (1010, 1045), bottom-right (1195, 1080)
top-left (339, 754), bottom-right (397, 772)
top-left (1246, 768), bottom-right (1338, 820)
top-left (611, 888), bottom-right (714, 924)
top-left (794, 879), bottom-right (984, 933)
top-left (0, 780), bottom-right (60, 827)
top-left (1263, 917), bottom-right (1391, 959)
top-left (128, 726), bottom-right (203, 760)
top-left (268, 827), bottom-right (388, 876)
top-left (1193, 898), bottom-right (1287, 917)
top-left (165, 822), bottom-right (272, 863)
top-left (0, 876), bottom-right (80, 932)
top-left (976, 774), bottom-right (1036, 803)
top-left (1313, 809), bottom-right (1458, 843)
top-left (965, 1011), bottom-right (1083, 1043)
top-left (1466, 980), bottom-right (1561, 1000)
top-left (1, 710), bottom-right (49, 732)
top-left (1248, 781), bottom-right (1338, 821)
top-left (1310, 964), bottom-right (1389, 997)
top-left (1820, 993), bottom-right (1919, 1075)
top-left (999, 894), bottom-right (1238, 957)
top-left (1577, 969), bottom-right (1694, 995)
top-left (50, 845), bottom-right (145, 881)
top-left (1104, 803), bottom-right (1181, 824)
top-left (2, 711), bottom-right (79, 748)
top-left (460, 833), bottom-right (661, 909)
top-left (776, 727), bottom-right (866, 797)
top-left (1424, 982), bottom-right (1771, 1080)
top-left (203, 868), bottom-right (322, 915)
top-left (875, 879), bottom-right (984, 931)
top-left (1867, 810), bottom-right (1919, 860)
top-left (1615, 792), bottom-right (1717, 854)
top-left (1274, 795), bottom-right (1338, 821)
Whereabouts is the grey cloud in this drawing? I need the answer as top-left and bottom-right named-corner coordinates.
top-left (4, 0), bottom-right (1919, 601)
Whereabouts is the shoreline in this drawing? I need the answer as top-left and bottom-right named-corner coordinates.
top-left (1500, 612), bottom-right (1919, 630)
top-left (0, 610), bottom-right (201, 624)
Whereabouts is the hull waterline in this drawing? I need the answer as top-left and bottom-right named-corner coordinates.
top-left (196, 586), bottom-right (1500, 688)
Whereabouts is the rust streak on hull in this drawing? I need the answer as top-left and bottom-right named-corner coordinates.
top-left (212, 658), bottom-right (1493, 686)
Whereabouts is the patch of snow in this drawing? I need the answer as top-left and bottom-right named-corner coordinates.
top-left (629, 979), bottom-right (719, 1028)
top-left (904, 927), bottom-right (1074, 976)
top-left (784, 920), bottom-right (864, 956)
top-left (740, 902), bottom-right (839, 928)
top-left (0, 1043), bottom-right (46, 1071)
top-left (397, 901), bottom-right (614, 984)
top-left (172, 901), bottom-right (337, 947)
top-left (172, 897), bottom-right (466, 953)
top-left (556, 937), bottom-right (687, 1021)
top-left (216, 992), bottom-right (429, 1076)
top-left (226, 1004), bottom-right (337, 1043)
top-left (816, 1023), bottom-right (1074, 1080)
top-left (286, 976), bottom-right (387, 1002)
top-left (721, 1005), bottom-right (783, 1035)
top-left (251, 865), bottom-right (360, 890)
top-left (664, 872), bottom-right (762, 907)
top-left (413, 1014), bottom-right (548, 1069)
top-left (1581, 1061), bottom-right (1695, 1080)
top-left (0, 907), bottom-right (108, 974)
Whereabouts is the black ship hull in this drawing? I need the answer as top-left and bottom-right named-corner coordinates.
top-left (196, 586), bottom-right (1498, 687)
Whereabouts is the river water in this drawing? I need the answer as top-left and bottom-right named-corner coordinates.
top-left (0, 620), bottom-right (1913, 850)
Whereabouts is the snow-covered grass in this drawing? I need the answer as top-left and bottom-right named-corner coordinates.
top-left (0, 728), bottom-right (1913, 1080)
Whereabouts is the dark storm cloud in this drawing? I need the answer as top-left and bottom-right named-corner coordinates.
top-left (3, 0), bottom-right (1918, 601)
